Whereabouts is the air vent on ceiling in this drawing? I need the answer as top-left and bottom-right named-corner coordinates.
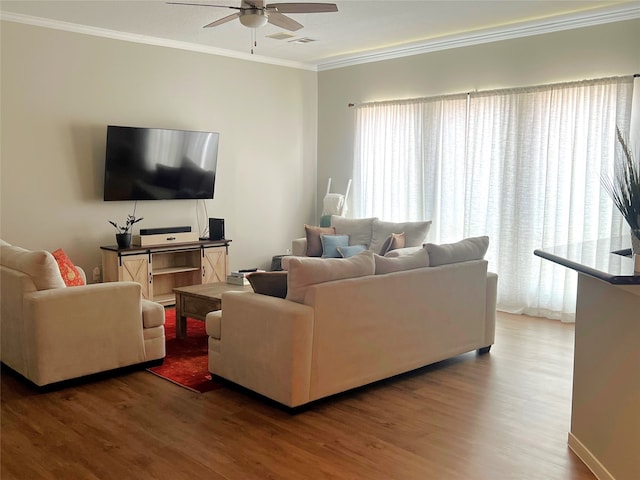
top-left (265, 32), bottom-right (296, 40)
top-left (289, 37), bottom-right (316, 44)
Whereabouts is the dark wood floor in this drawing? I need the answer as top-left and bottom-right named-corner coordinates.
top-left (1, 313), bottom-right (595, 480)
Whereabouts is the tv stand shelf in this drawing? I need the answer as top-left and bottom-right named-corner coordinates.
top-left (100, 239), bottom-right (231, 306)
top-left (153, 266), bottom-right (201, 276)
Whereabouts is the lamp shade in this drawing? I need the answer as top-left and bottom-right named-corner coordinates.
top-left (239, 10), bottom-right (268, 28)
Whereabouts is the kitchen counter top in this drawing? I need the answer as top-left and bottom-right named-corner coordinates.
top-left (534, 236), bottom-right (640, 284)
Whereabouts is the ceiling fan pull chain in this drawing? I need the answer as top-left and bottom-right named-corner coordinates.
top-left (250, 28), bottom-right (257, 54)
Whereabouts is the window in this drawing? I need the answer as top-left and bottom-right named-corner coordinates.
top-left (353, 76), bottom-right (635, 320)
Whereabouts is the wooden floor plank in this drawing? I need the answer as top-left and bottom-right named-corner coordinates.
top-left (1, 313), bottom-right (595, 479)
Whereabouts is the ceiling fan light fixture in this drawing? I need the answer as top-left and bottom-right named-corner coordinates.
top-left (239, 9), bottom-right (268, 28)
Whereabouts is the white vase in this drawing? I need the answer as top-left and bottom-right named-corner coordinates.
top-left (632, 230), bottom-right (640, 273)
top-left (632, 230), bottom-right (640, 255)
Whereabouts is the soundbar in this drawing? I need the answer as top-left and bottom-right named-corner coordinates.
top-left (139, 226), bottom-right (191, 236)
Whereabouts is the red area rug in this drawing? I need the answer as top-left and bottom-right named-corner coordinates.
top-left (147, 308), bottom-right (221, 393)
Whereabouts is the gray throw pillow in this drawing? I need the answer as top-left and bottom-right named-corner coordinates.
top-left (286, 250), bottom-right (375, 304)
top-left (425, 236), bottom-right (489, 266)
top-left (374, 247), bottom-right (430, 274)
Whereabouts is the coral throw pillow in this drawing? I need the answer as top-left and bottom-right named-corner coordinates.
top-left (52, 248), bottom-right (85, 286)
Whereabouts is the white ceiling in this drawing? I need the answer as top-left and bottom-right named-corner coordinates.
top-left (1, 0), bottom-right (639, 70)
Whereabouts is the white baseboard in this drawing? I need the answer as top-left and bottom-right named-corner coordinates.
top-left (568, 432), bottom-right (615, 480)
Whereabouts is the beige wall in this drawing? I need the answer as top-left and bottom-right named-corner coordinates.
top-left (317, 19), bottom-right (640, 219)
top-left (3, 19), bottom-right (640, 277)
top-left (0, 21), bottom-right (318, 276)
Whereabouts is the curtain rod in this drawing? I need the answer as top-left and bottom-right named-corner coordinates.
top-left (348, 73), bottom-right (640, 108)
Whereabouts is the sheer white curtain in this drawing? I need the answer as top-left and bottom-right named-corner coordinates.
top-left (353, 76), bottom-right (635, 321)
top-left (353, 94), bottom-right (468, 240)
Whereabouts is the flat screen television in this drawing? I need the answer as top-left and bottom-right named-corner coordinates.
top-left (103, 125), bottom-right (219, 201)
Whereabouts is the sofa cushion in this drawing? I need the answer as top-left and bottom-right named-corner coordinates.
top-left (374, 247), bottom-right (430, 274)
top-left (0, 244), bottom-right (66, 290)
top-left (247, 271), bottom-right (288, 298)
top-left (369, 219), bottom-right (432, 254)
top-left (286, 250), bottom-right (375, 304)
top-left (321, 234), bottom-right (349, 258)
top-left (330, 216), bottom-right (377, 248)
top-left (378, 232), bottom-right (406, 256)
top-left (425, 236), bottom-right (489, 266)
top-left (51, 248), bottom-right (85, 287)
top-left (337, 245), bottom-right (367, 258)
top-left (304, 225), bottom-right (336, 257)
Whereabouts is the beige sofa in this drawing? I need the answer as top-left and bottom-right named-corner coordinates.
top-left (0, 240), bottom-right (166, 387)
top-left (207, 240), bottom-right (497, 408)
top-left (292, 216), bottom-right (432, 257)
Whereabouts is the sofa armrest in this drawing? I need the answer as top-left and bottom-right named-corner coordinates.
top-left (209, 291), bottom-right (314, 407)
top-left (22, 282), bottom-right (146, 385)
top-left (292, 237), bottom-right (307, 256)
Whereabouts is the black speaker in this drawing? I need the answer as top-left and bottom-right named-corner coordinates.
top-left (209, 218), bottom-right (225, 241)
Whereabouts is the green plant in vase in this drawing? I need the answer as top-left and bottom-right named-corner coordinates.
top-left (601, 126), bottom-right (640, 254)
top-left (109, 208), bottom-right (143, 249)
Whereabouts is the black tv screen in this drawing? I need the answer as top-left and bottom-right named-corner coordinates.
top-left (103, 125), bottom-right (219, 201)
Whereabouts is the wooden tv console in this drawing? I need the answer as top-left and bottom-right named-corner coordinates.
top-left (100, 239), bottom-right (231, 306)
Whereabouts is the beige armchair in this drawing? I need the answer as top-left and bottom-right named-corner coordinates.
top-left (0, 240), bottom-right (165, 387)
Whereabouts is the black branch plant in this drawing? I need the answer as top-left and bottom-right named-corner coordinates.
top-left (109, 205), bottom-right (143, 234)
top-left (601, 126), bottom-right (640, 234)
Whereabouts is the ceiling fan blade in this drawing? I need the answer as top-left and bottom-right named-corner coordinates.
top-left (167, 2), bottom-right (241, 9)
top-left (204, 12), bottom-right (240, 27)
top-left (267, 11), bottom-right (303, 31)
top-left (267, 2), bottom-right (337, 13)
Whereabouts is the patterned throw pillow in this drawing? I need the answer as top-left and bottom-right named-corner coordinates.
top-left (51, 248), bottom-right (85, 286)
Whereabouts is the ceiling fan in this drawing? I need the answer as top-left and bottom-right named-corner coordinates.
top-left (168, 1), bottom-right (338, 31)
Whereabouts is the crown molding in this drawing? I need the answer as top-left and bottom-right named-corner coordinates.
top-left (2, 4), bottom-right (638, 73)
top-left (0, 11), bottom-right (318, 71)
top-left (317, 4), bottom-right (640, 71)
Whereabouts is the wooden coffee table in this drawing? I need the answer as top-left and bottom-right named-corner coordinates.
top-left (173, 282), bottom-right (252, 339)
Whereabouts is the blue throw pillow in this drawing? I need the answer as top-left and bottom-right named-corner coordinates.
top-left (337, 245), bottom-right (367, 258)
top-left (321, 234), bottom-right (350, 258)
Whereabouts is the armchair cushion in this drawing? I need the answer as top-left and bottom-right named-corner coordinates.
top-left (0, 244), bottom-right (66, 290)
